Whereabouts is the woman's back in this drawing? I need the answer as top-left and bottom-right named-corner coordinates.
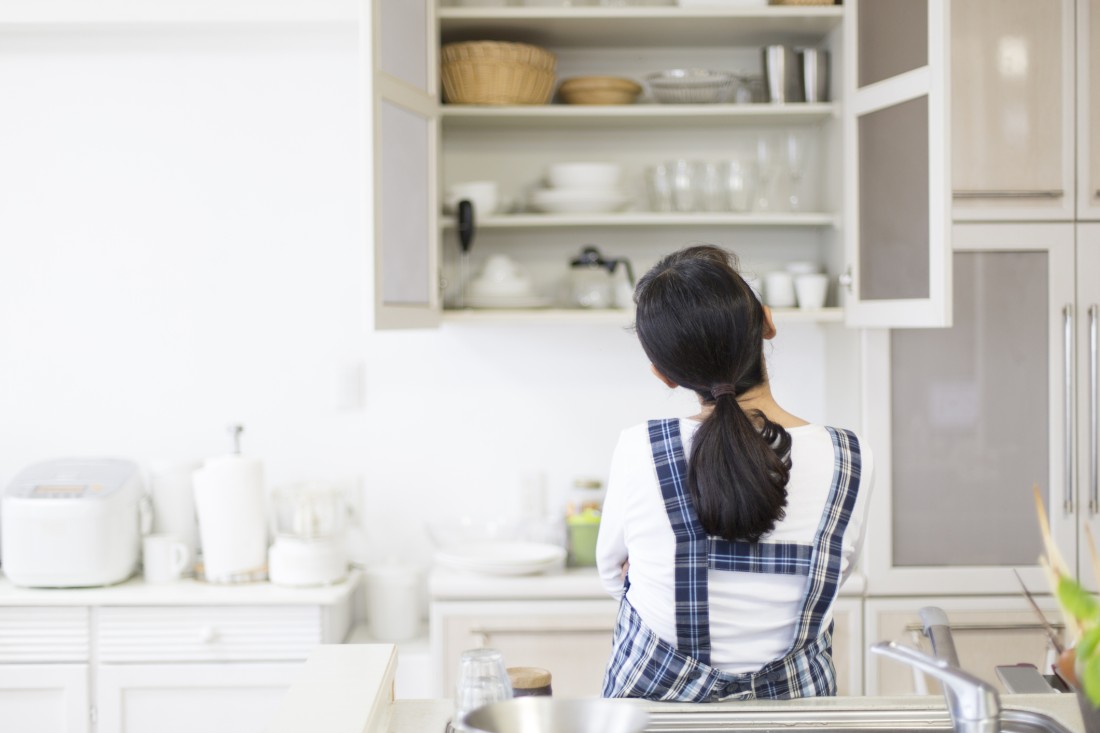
top-left (596, 418), bottom-right (873, 673)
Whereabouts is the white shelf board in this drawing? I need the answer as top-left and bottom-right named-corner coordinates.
top-left (441, 306), bottom-right (843, 325)
top-left (441, 103), bottom-right (837, 129)
top-left (0, 0), bottom-right (359, 26)
top-left (441, 212), bottom-right (839, 228)
top-left (439, 6), bottom-right (843, 47)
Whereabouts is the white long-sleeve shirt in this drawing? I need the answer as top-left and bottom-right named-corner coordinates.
top-left (596, 418), bottom-right (874, 674)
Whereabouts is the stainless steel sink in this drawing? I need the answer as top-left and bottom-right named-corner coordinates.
top-left (641, 706), bottom-right (1075, 733)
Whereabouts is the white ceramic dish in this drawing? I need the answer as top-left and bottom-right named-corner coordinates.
top-left (546, 162), bottom-right (622, 189)
top-left (529, 188), bottom-right (629, 214)
top-left (434, 541), bottom-right (567, 576)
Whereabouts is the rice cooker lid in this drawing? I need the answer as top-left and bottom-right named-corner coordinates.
top-left (6, 458), bottom-right (140, 500)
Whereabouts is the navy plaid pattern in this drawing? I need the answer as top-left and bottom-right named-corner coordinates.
top-left (602, 420), bottom-right (862, 702)
top-left (708, 538), bottom-right (813, 575)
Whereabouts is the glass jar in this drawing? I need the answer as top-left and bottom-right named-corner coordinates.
top-left (565, 478), bottom-right (605, 567)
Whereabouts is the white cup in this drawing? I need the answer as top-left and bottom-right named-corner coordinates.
top-left (143, 534), bottom-right (191, 584)
top-left (445, 181), bottom-right (499, 217)
top-left (764, 270), bottom-right (796, 308)
top-left (794, 273), bottom-right (829, 310)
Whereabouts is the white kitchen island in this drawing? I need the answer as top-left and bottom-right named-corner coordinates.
top-left (272, 643), bottom-right (1090, 733)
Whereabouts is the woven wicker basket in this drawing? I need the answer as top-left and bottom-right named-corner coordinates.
top-left (442, 41), bottom-right (557, 105)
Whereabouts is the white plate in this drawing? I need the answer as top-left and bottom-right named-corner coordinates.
top-left (464, 295), bottom-right (554, 309)
top-left (529, 189), bottom-right (630, 215)
top-left (434, 541), bottom-right (567, 576)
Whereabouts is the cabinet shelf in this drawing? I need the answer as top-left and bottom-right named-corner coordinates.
top-left (439, 6), bottom-right (843, 47)
top-left (442, 103), bottom-right (837, 129)
top-left (442, 212), bottom-right (838, 229)
top-left (442, 306), bottom-right (843, 326)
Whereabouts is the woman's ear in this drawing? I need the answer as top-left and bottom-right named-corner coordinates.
top-left (762, 305), bottom-right (777, 340)
top-left (650, 364), bottom-right (678, 388)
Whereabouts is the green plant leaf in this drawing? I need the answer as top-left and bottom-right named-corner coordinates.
top-left (1058, 576), bottom-right (1100, 623)
top-left (1082, 627), bottom-right (1100, 660)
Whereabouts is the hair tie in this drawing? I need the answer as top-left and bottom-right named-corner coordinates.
top-left (711, 384), bottom-right (738, 398)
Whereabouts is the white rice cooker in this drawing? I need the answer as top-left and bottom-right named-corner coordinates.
top-left (1, 458), bottom-right (148, 588)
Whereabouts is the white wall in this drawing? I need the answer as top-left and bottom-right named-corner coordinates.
top-left (0, 24), bottom-right (857, 574)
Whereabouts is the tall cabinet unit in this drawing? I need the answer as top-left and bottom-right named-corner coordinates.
top-left (864, 0), bottom-right (1100, 694)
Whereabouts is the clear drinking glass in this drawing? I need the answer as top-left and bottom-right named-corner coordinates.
top-left (785, 130), bottom-right (808, 212)
top-left (723, 159), bottom-right (755, 212)
top-left (754, 136), bottom-right (777, 212)
top-left (669, 159), bottom-right (698, 213)
top-left (698, 161), bottom-right (725, 212)
top-left (645, 163), bottom-right (673, 212)
top-left (453, 648), bottom-right (513, 732)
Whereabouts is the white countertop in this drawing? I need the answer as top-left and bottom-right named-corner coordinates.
top-left (274, 643), bottom-right (1089, 733)
top-left (0, 568), bottom-right (360, 606)
top-left (429, 566), bottom-right (866, 600)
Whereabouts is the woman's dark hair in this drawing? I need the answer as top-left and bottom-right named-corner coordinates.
top-left (634, 244), bottom-right (792, 543)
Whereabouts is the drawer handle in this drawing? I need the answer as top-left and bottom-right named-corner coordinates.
top-left (198, 625), bottom-right (219, 644)
top-left (953, 190), bottom-right (1064, 200)
top-left (470, 626), bottom-right (611, 646)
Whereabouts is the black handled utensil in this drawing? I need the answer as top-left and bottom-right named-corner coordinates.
top-left (457, 199), bottom-right (475, 308)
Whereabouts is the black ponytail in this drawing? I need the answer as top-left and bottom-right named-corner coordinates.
top-left (634, 245), bottom-right (792, 542)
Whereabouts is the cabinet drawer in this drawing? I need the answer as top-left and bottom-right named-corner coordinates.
top-left (98, 605), bottom-right (323, 662)
top-left (0, 607), bottom-right (89, 662)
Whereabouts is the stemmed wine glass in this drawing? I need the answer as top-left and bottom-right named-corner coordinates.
top-left (754, 135), bottom-right (776, 212)
top-left (785, 131), bottom-right (808, 212)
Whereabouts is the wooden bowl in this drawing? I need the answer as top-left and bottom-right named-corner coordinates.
top-left (558, 76), bottom-right (643, 105)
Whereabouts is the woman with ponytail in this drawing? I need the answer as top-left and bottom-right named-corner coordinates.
top-left (597, 244), bottom-right (873, 702)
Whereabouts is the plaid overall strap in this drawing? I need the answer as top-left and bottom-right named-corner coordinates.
top-left (647, 418), bottom-right (711, 664)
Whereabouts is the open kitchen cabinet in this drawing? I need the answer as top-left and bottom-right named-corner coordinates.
top-left (367, 0), bottom-right (953, 331)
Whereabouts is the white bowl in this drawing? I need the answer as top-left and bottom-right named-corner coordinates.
top-left (546, 162), bottom-right (622, 189)
top-left (529, 187), bottom-right (629, 214)
top-left (469, 275), bottom-right (534, 298)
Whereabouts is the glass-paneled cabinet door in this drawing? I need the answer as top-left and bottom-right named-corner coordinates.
top-left (1080, 0), bottom-right (1100, 221)
top-left (862, 223), bottom-right (1076, 595)
top-left (954, 0), bottom-right (1073, 222)
top-left (369, 0), bottom-right (440, 329)
top-left (844, 0), bottom-right (951, 328)
top-left (1078, 224), bottom-right (1100, 589)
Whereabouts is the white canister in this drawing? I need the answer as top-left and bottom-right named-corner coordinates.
top-left (794, 273), bottom-right (830, 309)
top-left (363, 564), bottom-right (424, 642)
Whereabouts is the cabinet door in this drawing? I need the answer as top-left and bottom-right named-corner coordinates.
top-left (96, 663), bottom-right (299, 733)
top-left (369, 0), bottom-right (440, 329)
top-left (862, 223), bottom-right (1077, 594)
top-left (953, 0), bottom-right (1074, 221)
top-left (844, 0), bottom-right (952, 328)
top-left (0, 664), bottom-right (88, 733)
top-left (1079, 224), bottom-right (1100, 587)
top-left (865, 597), bottom-right (1065, 696)
top-left (432, 600), bottom-right (617, 699)
top-left (1080, 0), bottom-right (1100, 220)
top-left (832, 598), bottom-right (864, 697)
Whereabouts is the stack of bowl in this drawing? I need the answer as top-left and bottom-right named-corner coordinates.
top-left (529, 163), bottom-right (630, 214)
top-left (441, 41), bottom-right (557, 105)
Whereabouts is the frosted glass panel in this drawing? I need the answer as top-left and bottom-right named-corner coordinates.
top-left (952, 0), bottom-right (1063, 194)
top-left (859, 0), bottom-right (927, 88)
top-left (891, 251), bottom-right (1048, 567)
top-left (859, 96), bottom-right (929, 300)
top-left (380, 0), bottom-right (428, 93)
top-left (380, 101), bottom-right (430, 305)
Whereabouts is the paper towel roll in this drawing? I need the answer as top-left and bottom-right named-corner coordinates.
top-left (192, 454), bottom-right (268, 583)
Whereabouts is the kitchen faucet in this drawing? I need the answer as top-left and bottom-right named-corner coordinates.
top-left (871, 606), bottom-right (1001, 733)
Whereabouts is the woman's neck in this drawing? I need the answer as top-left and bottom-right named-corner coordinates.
top-left (693, 382), bottom-right (809, 428)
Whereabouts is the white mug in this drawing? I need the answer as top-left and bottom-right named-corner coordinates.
top-left (794, 273), bottom-right (829, 310)
top-left (764, 271), bottom-right (796, 308)
top-left (143, 533), bottom-right (191, 584)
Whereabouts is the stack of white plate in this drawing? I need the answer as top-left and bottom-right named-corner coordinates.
top-left (434, 541), bottom-right (567, 576)
top-left (528, 162), bottom-right (630, 215)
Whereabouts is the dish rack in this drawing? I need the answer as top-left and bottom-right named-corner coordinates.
top-left (441, 41), bottom-right (557, 105)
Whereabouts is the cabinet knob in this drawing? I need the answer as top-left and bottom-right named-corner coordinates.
top-left (838, 267), bottom-right (853, 292)
top-left (198, 625), bottom-right (219, 644)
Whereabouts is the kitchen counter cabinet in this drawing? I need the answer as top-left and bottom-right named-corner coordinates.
top-left (0, 571), bottom-right (360, 733)
top-left (429, 568), bottom-right (866, 697)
